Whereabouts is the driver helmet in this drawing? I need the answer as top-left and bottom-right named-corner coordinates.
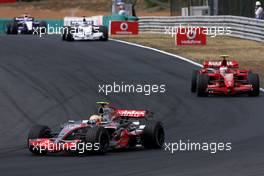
top-left (256, 1), bottom-right (261, 6)
top-left (221, 59), bottom-right (227, 67)
top-left (89, 115), bottom-right (102, 124)
top-left (82, 16), bottom-right (88, 25)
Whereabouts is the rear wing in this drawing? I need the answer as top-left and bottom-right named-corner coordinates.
top-left (63, 16), bottom-right (103, 26)
top-left (203, 60), bottom-right (239, 69)
top-left (14, 17), bottom-right (34, 21)
top-left (115, 109), bottom-right (148, 118)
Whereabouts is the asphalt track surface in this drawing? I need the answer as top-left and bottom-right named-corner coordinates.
top-left (0, 35), bottom-right (264, 176)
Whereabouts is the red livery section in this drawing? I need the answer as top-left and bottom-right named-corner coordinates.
top-left (203, 60), bottom-right (239, 68)
top-left (110, 21), bottom-right (139, 35)
top-left (191, 55), bottom-right (260, 96)
top-left (0, 0), bottom-right (16, 3)
top-left (116, 110), bottom-right (146, 117)
top-left (176, 27), bottom-right (206, 46)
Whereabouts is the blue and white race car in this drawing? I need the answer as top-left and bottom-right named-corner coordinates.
top-left (6, 14), bottom-right (47, 34)
top-left (62, 16), bottom-right (108, 41)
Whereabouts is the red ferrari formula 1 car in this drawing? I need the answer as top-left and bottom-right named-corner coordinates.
top-left (191, 55), bottom-right (260, 97)
top-left (28, 102), bottom-right (165, 155)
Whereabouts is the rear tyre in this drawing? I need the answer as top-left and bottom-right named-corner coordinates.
top-left (62, 27), bottom-right (74, 41)
top-left (9, 22), bottom-right (18, 34)
top-left (128, 137), bottom-right (137, 148)
top-left (191, 70), bottom-right (198, 93)
top-left (248, 73), bottom-right (260, 97)
top-left (85, 126), bottom-right (109, 154)
top-left (28, 125), bottom-right (51, 155)
top-left (6, 23), bottom-right (11, 34)
top-left (39, 21), bottom-right (47, 34)
top-left (98, 26), bottom-right (108, 41)
top-left (197, 74), bottom-right (209, 97)
top-left (141, 121), bottom-right (165, 149)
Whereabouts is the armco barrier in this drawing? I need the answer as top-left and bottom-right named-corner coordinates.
top-left (139, 16), bottom-right (264, 42)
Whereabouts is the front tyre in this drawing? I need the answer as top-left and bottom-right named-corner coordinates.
top-left (28, 125), bottom-right (51, 155)
top-left (141, 121), bottom-right (165, 149)
top-left (197, 74), bottom-right (209, 97)
top-left (98, 26), bottom-right (108, 41)
top-left (62, 26), bottom-right (74, 41)
top-left (248, 73), bottom-right (260, 97)
top-left (5, 23), bottom-right (11, 34)
top-left (85, 126), bottom-right (109, 154)
top-left (39, 21), bottom-right (47, 34)
top-left (9, 22), bottom-right (18, 34)
top-left (191, 70), bottom-right (198, 93)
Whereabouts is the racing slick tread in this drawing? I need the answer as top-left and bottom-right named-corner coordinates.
top-left (141, 121), bottom-right (165, 149)
top-left (9, 22), bottom-right (18, 34)
top-left (85, 126), bottom-right (110, 154)
top-left (191, 70), bottom-right (198, 93)
top-left (197, 74), bottom-right (209, 97)
top-left (248, 73), bottom-right (260, 96)
top-left (98, 26), bottom-right (108, 41)
top-left (62, 27), bottom-right (74, 41)
top-left (39, 21), bottom-right (47, 34)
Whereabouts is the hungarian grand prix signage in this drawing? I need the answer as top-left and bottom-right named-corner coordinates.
top-left (176, 27), bottom-right (206, 46)
top-left (110, 21), bottom-right (139, 35)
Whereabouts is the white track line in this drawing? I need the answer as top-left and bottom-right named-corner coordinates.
top-left (110, 38), bottom-right (264, 92)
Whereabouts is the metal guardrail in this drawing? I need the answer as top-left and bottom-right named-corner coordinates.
top-left (139, 16), bottom-right (264, 42)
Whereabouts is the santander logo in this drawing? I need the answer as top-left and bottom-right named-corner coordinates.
top-left (116, 110), bottom-right (146, 117)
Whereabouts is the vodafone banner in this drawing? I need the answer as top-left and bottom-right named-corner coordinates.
top-left (110, 21), bottom-right (138, 35)
top-left (176, 27), bottom-right (206, 46)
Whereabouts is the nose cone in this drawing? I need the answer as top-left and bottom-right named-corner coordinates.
top-left (25, 21), bottom-right (33, 31)
top-left (224, 74), bottom-right (234, 88)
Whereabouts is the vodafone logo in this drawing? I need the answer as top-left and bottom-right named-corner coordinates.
top-left (110, 21), bottom-right (139, 35)
top-left (117, 110), bottom-right (146, 117)
top-left (187, 29), bottom-right (197, 40)
top-left (120, 23), bottom-right (128, 31)
top-left (177, 27), bottom-right (206, 45)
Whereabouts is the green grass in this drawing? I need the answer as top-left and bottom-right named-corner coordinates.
top-left (112, 34), bottom-right (264, 87)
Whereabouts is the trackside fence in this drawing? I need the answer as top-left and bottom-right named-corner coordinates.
top-left (139, 16), bottom-right (264, 42)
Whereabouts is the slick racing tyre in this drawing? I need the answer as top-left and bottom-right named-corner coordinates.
top-left (6, 22), bottom-right (18, 34)
top-left (128, 137), bottom-right (137, 148)
top-left (141, 121), bottom-right (165, 149)
top-left (191, 70), bottom-right (198, 93)
top-left (5, 23), bottom-right (11, 34)
top-left (85, 126), bottom-right (109, 154)
top-left (28, 125), bottom-right (51, 155)
top-left (62, 27), bottom-right (74, 41)
top-left (248, 73), bottom-right (260, 97)
top-left (98, 26), bottom-right (108, 41)
top-left (197, 74), bottom-right (209, 97)
top-left (10, 22), bottom-right (18, 34)
top-left (39, 21), bottom-right (47, 34)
